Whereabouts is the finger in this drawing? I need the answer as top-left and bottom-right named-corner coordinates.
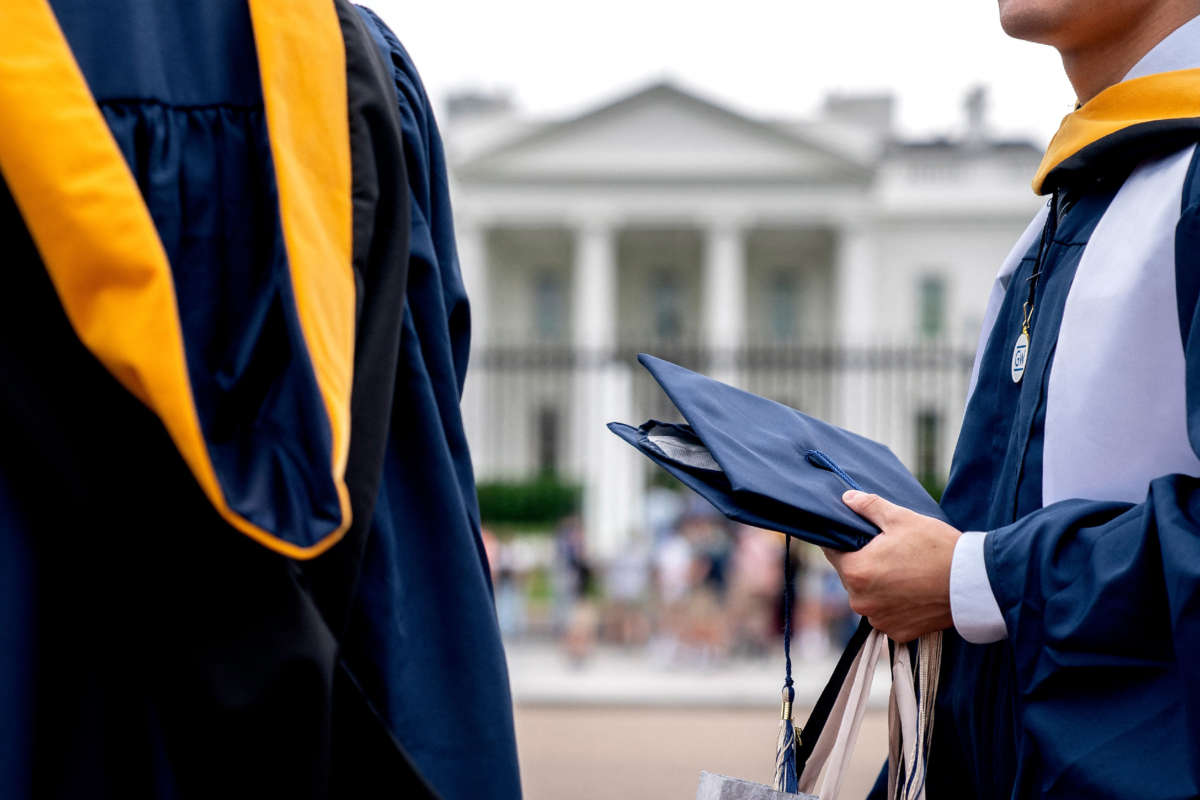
top-left (821, 546), bottom-right (846, 569)
top-left (842, 490), bottom-right (904, 530)
top-left (870, 607), bottom-right (951, 642)
top-left (866, 616), bottom-right (916, 643)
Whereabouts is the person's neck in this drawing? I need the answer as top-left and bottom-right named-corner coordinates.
top-left (1060, 6), bottom-right (1198, 104)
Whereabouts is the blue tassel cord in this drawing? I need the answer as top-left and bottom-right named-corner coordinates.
top-left (773, 534), bottom-right (799, 794)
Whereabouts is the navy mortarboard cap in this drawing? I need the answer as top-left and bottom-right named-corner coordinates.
top-left (609, 354), bottom-right (945, 551)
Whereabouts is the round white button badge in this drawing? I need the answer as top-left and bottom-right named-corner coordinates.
top-left (1011, 332), bottom-right (1029, 383)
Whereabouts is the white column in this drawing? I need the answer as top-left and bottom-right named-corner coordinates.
top-left (702, 221), bottom-right (746, 386)
top-left (834, 222), bottom-right (876, 438)
top-left (573, 222), bottom-right (617, 352)
top-left (835, 222), bottom-right (874, 345)
top-left (581, 360), bottom-right (641, 561)
top-left (571, 222), bottom-right (641, 562)
top-left (457, 221), bottom-right (491, 477)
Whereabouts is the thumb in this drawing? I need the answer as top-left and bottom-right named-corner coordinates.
top-left (842, 489), bottom-right (902, 530)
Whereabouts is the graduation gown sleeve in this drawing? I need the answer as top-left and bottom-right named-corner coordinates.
top-left (983, 483), bottom-right (1200, 794)
top-left (326, 8), bottom-right (522, 799)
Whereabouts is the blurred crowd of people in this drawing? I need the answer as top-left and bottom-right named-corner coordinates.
top-left (482, 486), bottom-right (859, 667)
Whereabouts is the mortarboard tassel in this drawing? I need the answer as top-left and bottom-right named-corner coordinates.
top-left (772, 534), bottom-right (799, 794)
top-left (774, 685), bottom-right (799, 792)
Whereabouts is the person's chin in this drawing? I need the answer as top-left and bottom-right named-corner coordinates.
top-left (997, 0), bottom-right (1066, 44)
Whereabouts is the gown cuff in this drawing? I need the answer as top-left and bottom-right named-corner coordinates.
top-left (949, 531), bottom-right (1008, 644)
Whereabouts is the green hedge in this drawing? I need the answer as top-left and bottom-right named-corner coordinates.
top-left (918, 475), bottom-right (946, 503)
top-left (476, 476), bottom-right (582, 528)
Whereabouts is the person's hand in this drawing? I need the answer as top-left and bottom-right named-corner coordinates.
top-left (822, 489), bottom-right (961, 643)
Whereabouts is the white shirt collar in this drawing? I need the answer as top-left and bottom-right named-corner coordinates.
top-left (1123, 13), bottom-right (1200, 81)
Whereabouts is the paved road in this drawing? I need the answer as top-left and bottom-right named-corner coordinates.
top-left (505, 641), bottom-right (890, 709)
top-left (515, 705), bottom-right (888, 800)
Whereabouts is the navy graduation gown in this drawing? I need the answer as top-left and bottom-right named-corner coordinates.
top-left (0, 1), bottom-right (516, 797)
top-left (921, 145), bottom-right (1200, 796)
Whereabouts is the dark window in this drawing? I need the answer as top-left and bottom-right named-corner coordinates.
top-left (650, 268), bottom-right (683, 341)
top-left (918, 274), bottom-right (946, 339)
top-left (768, 269), bottom-right (798, 341)
top-left (533, 269), bottom-right (566, 339)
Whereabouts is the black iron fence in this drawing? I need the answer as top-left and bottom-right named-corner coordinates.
top-left (470, 339), bottom-right (977, 501)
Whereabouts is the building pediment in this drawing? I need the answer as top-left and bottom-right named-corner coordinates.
top-left (455, 82), bottom-right (873, 185)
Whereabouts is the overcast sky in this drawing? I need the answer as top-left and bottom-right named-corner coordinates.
top-left (367, 1), bottom-right (1075, 147)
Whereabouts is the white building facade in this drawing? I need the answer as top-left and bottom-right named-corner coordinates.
top-left (446, 83), bottom-right (1044, 558)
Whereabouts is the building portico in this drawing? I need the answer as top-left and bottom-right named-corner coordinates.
top-left (448, 82), bottom-right (1042, 558)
